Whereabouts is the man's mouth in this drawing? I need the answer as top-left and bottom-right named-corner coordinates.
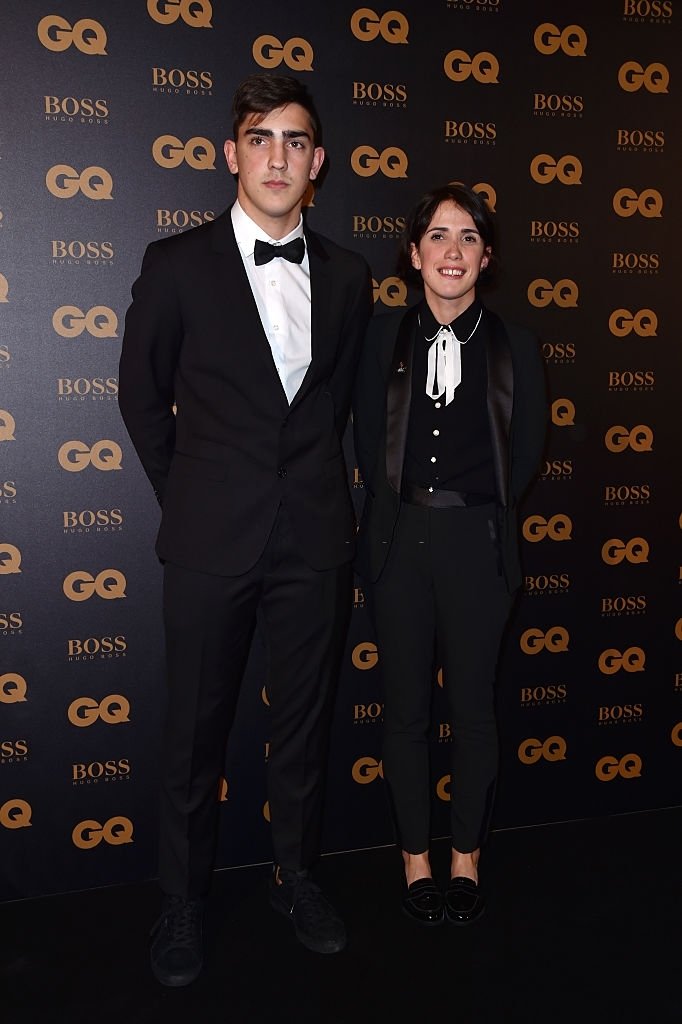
top-left (439, 267), bottom-right (464, 278)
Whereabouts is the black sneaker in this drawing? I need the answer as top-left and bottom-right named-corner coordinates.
top-left (269, 868), bottom-right (346, 954)
top-left (150, 895), bottom-right (203, 986)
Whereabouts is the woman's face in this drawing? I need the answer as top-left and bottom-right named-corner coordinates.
top-left (410, 201), bottom-right (490, 318)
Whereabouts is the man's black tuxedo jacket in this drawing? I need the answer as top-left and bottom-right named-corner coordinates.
top-left (353, 303), bottom-right (547, 591)
top-left (119, 210), bottom-right (372, 576)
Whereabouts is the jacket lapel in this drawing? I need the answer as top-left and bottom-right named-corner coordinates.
top-left (289, 228), bottom-right (331, 410)
top-left (385, 306), bottom-right (418, 493)
top-left (484, 308), bottom-right (514, 508)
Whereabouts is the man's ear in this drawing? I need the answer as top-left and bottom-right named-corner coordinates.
top-left (309, 146), bottom-right (325, 181)
top-left (224, 139), bottom-right (238, 175)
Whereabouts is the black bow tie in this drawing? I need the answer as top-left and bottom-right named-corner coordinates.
top-left (253, 237), bottom-right (305, 266)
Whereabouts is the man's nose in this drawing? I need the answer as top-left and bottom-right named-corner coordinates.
top-left (268, 140), bottom-right (287, 168)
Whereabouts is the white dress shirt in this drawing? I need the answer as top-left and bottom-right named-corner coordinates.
top-left (231, 200), bottom-right (312, 404)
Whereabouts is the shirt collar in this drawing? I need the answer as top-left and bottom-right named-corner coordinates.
top-left (419, 297), bottom-right (482, 342)
top-left (231, 200), bottom-right (305, 260)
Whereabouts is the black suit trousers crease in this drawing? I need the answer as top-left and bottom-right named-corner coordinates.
top-left (159, 505), bottom-right (352, 898)
top-left (369, 499), bottom-right (512, 855)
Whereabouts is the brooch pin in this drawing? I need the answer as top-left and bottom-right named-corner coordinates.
top-left (396, 362), bottom-right (407, 374)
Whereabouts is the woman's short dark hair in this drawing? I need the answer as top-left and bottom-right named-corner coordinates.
top-left (397, 183), bottom-right (496, 286)
top-left (232, 74), bottom-right (322, 145)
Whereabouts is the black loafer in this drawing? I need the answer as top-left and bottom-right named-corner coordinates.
top-left (150, 895), bottom-right (203, 986)
top-left (402, 878), bottom-right (445, 926)
top-left (269, 868), bottom-right (346, 954)
top-left (445, 876), bottom-right (485, 925)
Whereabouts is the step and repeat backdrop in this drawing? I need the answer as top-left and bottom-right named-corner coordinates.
top-left (1, 0), bottom-right (679, 900)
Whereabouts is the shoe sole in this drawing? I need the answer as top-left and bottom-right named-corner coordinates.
top-left (269, 890), bottom-right (346, 954)
top-left (401, 905), bottom-right (445, 927)
top-left (445, 904), bottom-right (485, 926)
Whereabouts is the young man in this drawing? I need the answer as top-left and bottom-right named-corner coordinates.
top-left (119, 75), bottom-right (372, 986)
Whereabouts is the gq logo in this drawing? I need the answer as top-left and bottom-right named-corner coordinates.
top-left (443, 50), bottom-right (500, 84)
top-left (37, 15), bottom-right (107, 54)
top-left (373, 277), bottom-right (407, 306)
top-left (147, 0), bottom-right (212, 26)
top-left (551, 399), bottom-right (576, 426)
top-left (601, 538), bottom-right (649, 565)
top-left (0, 411), bottom-right (16, 441)
top-left (252, 36), bottom-right (314, 71)
top-left (152, 136), bottom-right (215, 170)
top-left (72, 817), bottom-right (133, 848)
top-left (527, 279), bottom-right (578, 308)
top-left (530, 154), bottom-right (582, 185)
top-left (63, 570), bottom-right (127, 602)
top-left (0, 799), bottom-right (32, 829)
top-left (351, 146), bottom-right (408, 178)
top-left (0, 273), bottom-right (8, 302)
top-left (522, 514), bottom-right (572, 542)
top-left (352, 756), bottom-right (384, 783)
top-left (598, 648), bottom-right (646, 675)
top-left (518, 736), bottom-right (567, 764)
top-left (613, 188), bottom-right (663, 218)
top-left (595, 754), bottom-right (641, 781)
top-left (618, 61), bottom-right (669, 94)
top-left (52, 306), bottom-right (117, 339)
top-left (534, 23), bottom-right (587, 56)
top-left (672, 723), bottom-right (682, 748)
top-left (0, 673), bottom-right (28, 704)
top-left (604, 425), bottom-right (653, 452)
top-left (46, 165), bottom-right (113, 200)
top-left (350, 9), bottom-right (409, 43)
top-left (352, 642), bottom-right (378, 669)
top-left (68, 695), bottom-right (130, 727)
top-left (519, 627), bottom-right (569, 654)
top-left (608, 309), bottom-right (657, 338)
top-left (58, 440), bottom-right (123, 472)
top-left (0, 544), bottom-right (21, 574)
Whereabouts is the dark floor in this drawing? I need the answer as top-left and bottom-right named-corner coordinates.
top-left (3, 807), bottom-right (681, 1024)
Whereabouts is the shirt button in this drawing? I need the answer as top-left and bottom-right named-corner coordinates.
top-left (431, 456), bottom-right (437, 463)
top-left (428, 486), bottom-right (434, 493)
top-left (277, 466), bottom-right (287, 478)
top-left (273, 324), bottom-right (279, 331)
top-left (433, 429), bottom-right (440, 436)
top-left (435, 402), bottom-right (441, 409)
top-left (270, 280), bottom-right (276, 287)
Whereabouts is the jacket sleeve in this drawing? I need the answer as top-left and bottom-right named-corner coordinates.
top-left (118, 241), bottom-right (183, 504)
top-left (327, 255), bottom-right (374, 438)
top-left (510, 327), bottom-right (548, 503)
top-left (353, 315), bottom-right (389, 496)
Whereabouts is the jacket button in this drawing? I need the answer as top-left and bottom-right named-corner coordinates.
top-left (277, 466), bottom-right (287, 478)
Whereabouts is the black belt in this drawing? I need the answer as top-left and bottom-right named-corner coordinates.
top-left (401, 482), bottom-right (494, 509)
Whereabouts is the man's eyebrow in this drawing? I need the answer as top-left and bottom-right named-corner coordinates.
top-left (244, 128), bottom-right (311, 140)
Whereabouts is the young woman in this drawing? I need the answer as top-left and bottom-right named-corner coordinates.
top-left (354, 183), bottom-right (546, 925)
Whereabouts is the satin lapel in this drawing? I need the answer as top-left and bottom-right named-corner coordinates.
top-left (484, 308), bottom-right (514, 508)
top-left (209, 212), bottom-right (288, 409)
top-left (385, 306), bottom-right (418, 493)
top-left (290, 229), bottom-right (331, 410)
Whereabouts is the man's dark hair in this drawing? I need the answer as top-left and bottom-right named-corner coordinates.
top-left (232, 74), bottom-right (322, 145)
top-left (397, 183), bottom-right (496, 286)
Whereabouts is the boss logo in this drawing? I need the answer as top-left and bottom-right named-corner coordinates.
top-left (68, 695), bottom-right (130, 727)
top-left (152, 68), bottom-right (213, 90)
top-left (598, 648), bottom-right (646, 675)
top-left (37, 15), bottom-right (107, 55)
top-left (352, 82), bottom-right (407, 105)
top-left (350, 9), bottom-right (409, 43)
top-left (604, 484), bottom-right (650, 505)
top-left (46, 165), bottom-right (113, 200)
top-left (623, 0), bottom-right (672, 16)
top-left (351, 756), bottom-right (384, 783)
top-left (57, 378), bottom-right (118, 399)
top-left (72, 816), bottom-right (133, 848)
top-left (533, 93), bottom-right (584, 116)
top-left (527, 279), bottom-right (578, 308)
top-left (72, 759), bottom-right (131, 783)
top-left (520, 684), bottom-right (567, 705)
top-left (518, 736), bottom-right (567, 764)
top-left (601, 596), bottom-right (647, 617)
top-left (524, 573), bottom-right (570, 594)
top-left (152, 136), bottom-right (215, 170)
top-left (608, 309), bottom-right (657, 337)
top-left (0, 544), bottom-right (21, 575)
top-left (0, 741), bottom-right (28, 762)
top-left (444, 121), bottom-right (496, 143)
top-left (354, 702), bottom-right (384, 722)
top-left (551, 399), bottom-right (576, 426)
top-left (519, 627), bottom-right (569, 654)
top-left (541, 459), bottom-right (573, 479)
top-left (44, 96), bottom-right (108, 120)
top-left (51, 241), bottom-right (114, 262)
top-left (63, 569), bottom-right (127, 602)
top-left (0, 481), bottom-right (17, 500)
top-left (618, 61), bottom-right (669, 93)
top-left (530, 154), bottom-right (582, 185)
top-left (352, 642), bottom-right (378, 670)
top-left (617, 129), bottom-right (665, 151)
top-left (443, 50), bottom-right (499, 84)
top-left (63, 509), bottom-right (123, 530)
top-left (604, 425), bottom-right (653, 452)
top-left (595, 754), bottom-right (641, 781)
top-left (608, 370), bottom-right (655, 391)
top-left (0, 411), bottom-right (16, 441)
top-left (0, 799), bottom-right (32, 830)
top-left (534, 23), bottom-right (587, 56)
top-left (58, 440), bottom-right (122, 472)
top-left (353, 215), bottom-right (406, 236)
top-left (522, 514), bottom-right (572, 543)
top-left (0, 347), bottom-right (9, 365)
top-left (353, 586), bottom-right (365, 608)
top-left (598, 705), bottom-right (644, 726)
top-left (611, 252), bottom-right (660, 273)
top-left (353, 467), bottom-right (364, 489)
top-left (530, 221), bottom-right (579, 241)
top-left (613, 188), bottom-right (663, 218)
top-left (67, 635), bottom-right (127, 659)
top-left (0, 673), bottom-right (28, 704)
top-left (52, 306), bottom-right (117, 339)
top-left (0, 274), bottom-right (8, 302)
top-left (252, 35), bottom-right (314, 71)
top-left (351, 146), bottom-right (408, 178)
top-left (147, 0), bottom-right (212, 27)
top-left (157, 209), bottom-right (214, 230)
top-left (601, 537), bottom-right (649, 565)
top-left (373, 277), bottom-right (407, 306)
top-left (542, 342), bottom-right (575, 363)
